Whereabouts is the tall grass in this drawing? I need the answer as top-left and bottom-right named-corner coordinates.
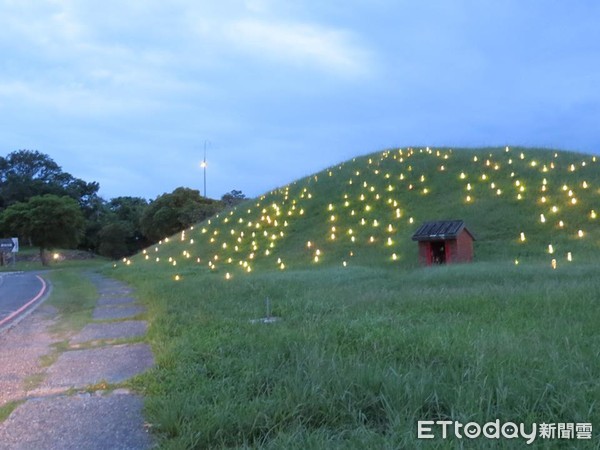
top-left (117, 261), bottom-right (600, 448)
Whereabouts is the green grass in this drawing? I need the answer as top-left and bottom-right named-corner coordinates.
top-left (45, 267), bottom-right (102, 333)
top-left (116, 261), bottom-right (600, 448)
top-left (0, 400), bottom-right (24, 423)
top-left (109, 147), bottom-right (600, 448)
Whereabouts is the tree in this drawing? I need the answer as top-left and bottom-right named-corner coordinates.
top-left (0, 195), bottom-right (85, 265)
top-left (140, 187), bottom-right (221, 242)
top-left (94, 197), bottom-right (149, 258)
top-left (97, 221), bottom-right (134, 260)
top-left (0, 149), bottom-right (100, 209)
top-left (221, 190), bottom-right (247, 207)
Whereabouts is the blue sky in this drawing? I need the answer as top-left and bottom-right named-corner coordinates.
top-left (1, 1), bottom-right (599, 200)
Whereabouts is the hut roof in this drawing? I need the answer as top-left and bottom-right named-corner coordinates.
top-left (411, 220), bottom-right (475, 241)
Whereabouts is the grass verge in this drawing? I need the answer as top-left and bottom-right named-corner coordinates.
top-left (44, 267), bottom-right (101, 334)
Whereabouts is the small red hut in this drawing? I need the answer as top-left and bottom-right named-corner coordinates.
top-left (411, 220), bottom-right (475, 265)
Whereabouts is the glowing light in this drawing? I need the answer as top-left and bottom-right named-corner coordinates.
top-left (552, 206), bottom-right (558, 213)
top-left (225, 273), bottom-right (231, 280)
top-left (496, 189), bottom-right (502, 196)
top-left (514, 259), bottom-right (519, 265)
top-left (460, 172), bottom-right (466, 179)
top-left (466, 196), bottom-right (472, 202)
top-left (578, 230), bottom-right (584, 238)
top-left (551, 259), bottom-right (557, 270)
top-left (591, 210), bottom-right (597, 219)
top-left (548, 244), bottom-right (554, 254)
top-left (307, 241), bottom-right (312, 248)
top-left (520, 232), bottom-right (526, 242)
top-left (567, 252), bottom-right (572, 262)
top-left (571, 198), bottom-right (577, 205)
top-left (540, 214), bottom-right (546, 223)
top-left (175, 275), bottom-right (180, 281)
top-left (559, 220), bottom-right (564, 228)
top-left (392, 253), bottom-right (398, 261)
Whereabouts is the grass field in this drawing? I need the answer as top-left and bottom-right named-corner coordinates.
top-left (108, 147), bottom-right (600, 448)
top-left (116, 261), bottom-right (599, 448)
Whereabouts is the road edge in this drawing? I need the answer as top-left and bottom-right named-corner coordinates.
top-left (0, 274), bottom-right (53, 335)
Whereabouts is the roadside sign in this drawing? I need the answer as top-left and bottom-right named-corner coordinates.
top-left (0, 238), bottom-right (18, 253)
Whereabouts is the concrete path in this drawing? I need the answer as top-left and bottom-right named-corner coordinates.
top-left (0, 273), bottom-right (155, 450)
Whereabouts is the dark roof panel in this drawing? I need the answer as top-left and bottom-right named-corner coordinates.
top-left (411, 220), bottom-right (475, 241)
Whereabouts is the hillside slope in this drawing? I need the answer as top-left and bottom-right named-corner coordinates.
top-left (124, 147), bottom-right (600, 278)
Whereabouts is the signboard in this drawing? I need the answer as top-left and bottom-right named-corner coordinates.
top-left (0, 238), bottom-right (18, 253)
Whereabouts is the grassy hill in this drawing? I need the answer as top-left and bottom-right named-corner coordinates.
top-left (112, 147), bottom-right (600, 448)
top-left (125, 146), bottom-right (599, 277)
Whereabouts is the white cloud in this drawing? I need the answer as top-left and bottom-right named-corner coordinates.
top-left (225, 18), bottom-right (373, 78)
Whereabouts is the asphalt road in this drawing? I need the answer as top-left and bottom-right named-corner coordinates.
top-left (0, 272), bottom-right (48, 329)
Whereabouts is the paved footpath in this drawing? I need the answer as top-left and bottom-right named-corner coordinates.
top-left (0, 273), bottom-right (155, 450)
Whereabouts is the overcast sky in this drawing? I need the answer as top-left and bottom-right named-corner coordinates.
top-left (1, 1), bottom-right (599, 200)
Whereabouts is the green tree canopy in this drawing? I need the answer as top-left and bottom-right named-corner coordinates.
top-left (140, 187), bottom-right (221, 242)
top-left (0, 149), bottom-right (100, 210)
top-left (0, 194), bottom-right (85, 265)
top-left (94, 197), bottom-right (149, 259)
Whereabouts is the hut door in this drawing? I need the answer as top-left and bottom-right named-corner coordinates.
top-left (430, 241), bottom-right (446, 264)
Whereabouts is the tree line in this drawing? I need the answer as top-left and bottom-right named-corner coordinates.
top-left (0, 150), bottom-right (246, 264)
